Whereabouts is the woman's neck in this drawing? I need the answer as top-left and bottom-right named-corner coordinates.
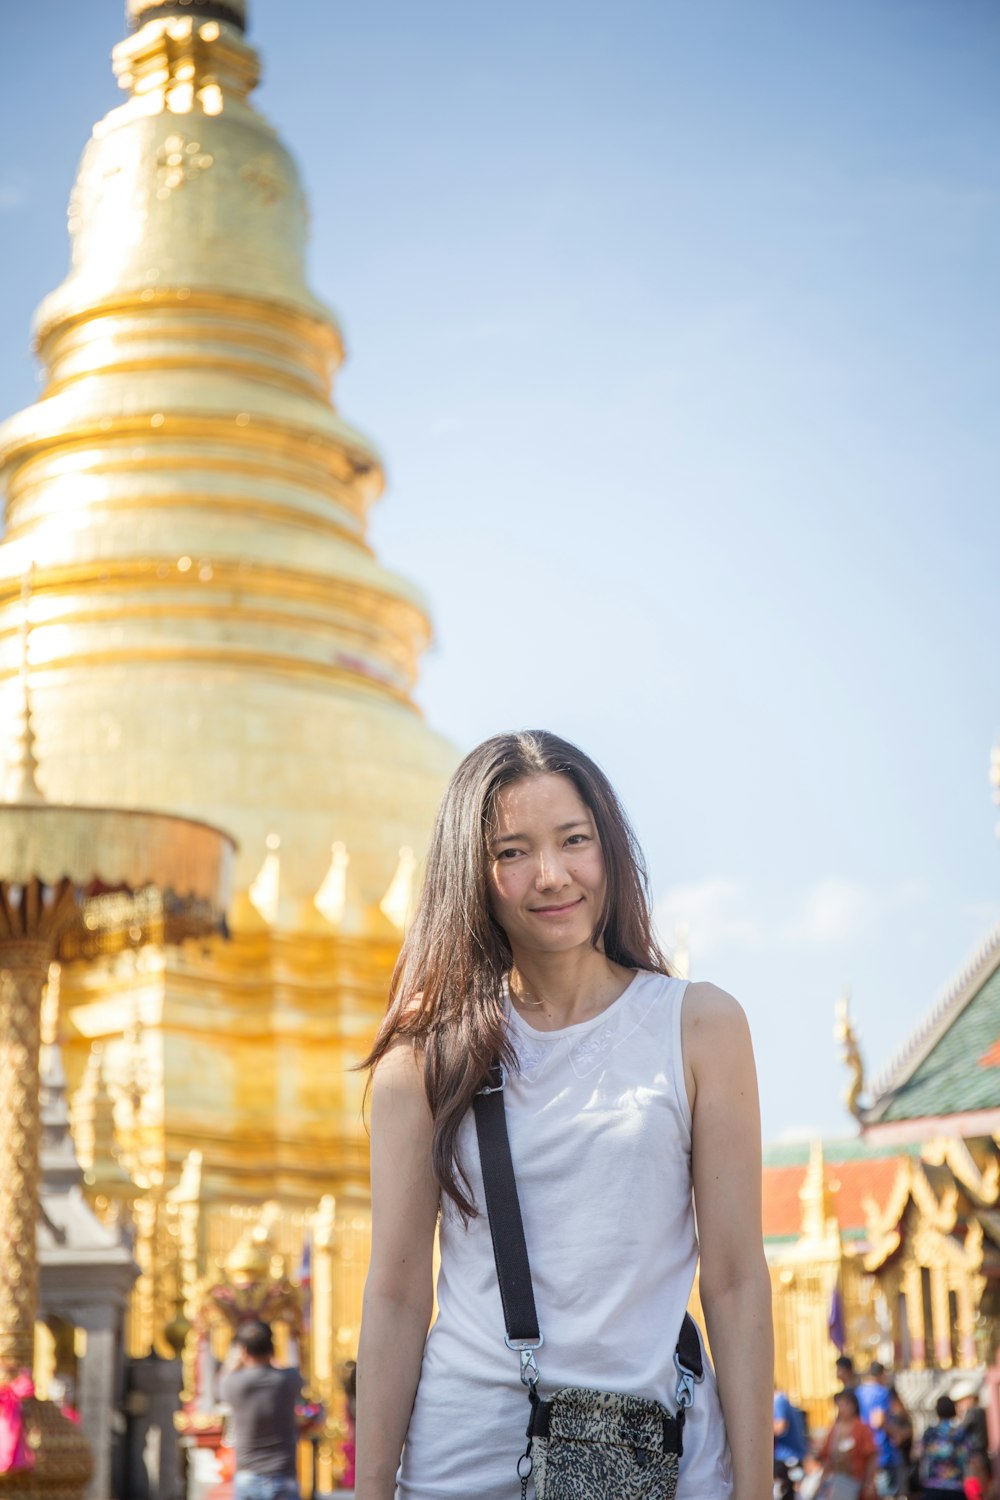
top-left (508, 949), bottom-right (635, 1031)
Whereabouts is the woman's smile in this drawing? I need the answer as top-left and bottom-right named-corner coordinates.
top-left (529, 896), bottom-right (586, 916)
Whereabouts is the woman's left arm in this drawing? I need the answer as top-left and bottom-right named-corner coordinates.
top-left (684, 982), bottom-right (774, 1500)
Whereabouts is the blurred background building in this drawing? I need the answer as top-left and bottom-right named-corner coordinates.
top-left (758, 921), bottom-right (1000, 1431)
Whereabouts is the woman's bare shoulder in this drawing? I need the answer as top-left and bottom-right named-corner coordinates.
top-left (681, 981), bottom-right (755, 1098)
top-left (682, 980), bottom-right (748, 1029)
top-left (371, 1037), bottom-right (427, 1104)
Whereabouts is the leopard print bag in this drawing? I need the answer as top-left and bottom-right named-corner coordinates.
top-left (526, 1384), bottom-right (684, 1500)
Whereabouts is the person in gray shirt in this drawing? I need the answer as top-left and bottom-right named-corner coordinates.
top-left (220, 1320), bottom-right (302, 1500)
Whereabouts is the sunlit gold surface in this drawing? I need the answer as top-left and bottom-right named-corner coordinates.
top-left (0, 7), bottom-right (455, 907)
top-left (0, 2), bottom-right (454, 1387)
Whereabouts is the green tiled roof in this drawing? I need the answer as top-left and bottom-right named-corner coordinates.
top-left (878, 957), bottom-right (1000, 1122)
top-left (762, 1137), bottom-right (921, 1167)
top-left (764, 1228), bottom-right (869, 1245)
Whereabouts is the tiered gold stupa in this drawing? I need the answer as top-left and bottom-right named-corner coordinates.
top-left (0, 0), bottom-right (454, 1362)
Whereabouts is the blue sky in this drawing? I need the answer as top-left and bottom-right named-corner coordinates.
top-left (2, 1), bottom-right (998, 1143)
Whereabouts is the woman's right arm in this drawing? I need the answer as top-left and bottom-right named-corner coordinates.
top-left (355, 1043), bottom-right (439, 1500)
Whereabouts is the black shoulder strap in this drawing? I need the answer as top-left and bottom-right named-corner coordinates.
top-left (472, 1068), bottom-right (541, 1344)
top-left (472, 1064), bottom-right (704, 1384)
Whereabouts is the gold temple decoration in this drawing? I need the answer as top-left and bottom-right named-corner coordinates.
top-left (4, 573), bottom-right (43, 807)
top-left (0, 753), bottom-right (233, 1498)
top-left (197, 1213), bottom-right (304, 1342)
top-left (314, 842), bottom-right (350, 929)
top-left (834, 990), bottom-right (867, 1122)
top-left (799, 1140), bottom-right (840, 1243)
top-left (248, 834), bottom-right (282, 927)
top-left (0, 0), bottom-right (454, 904)
top-left (0, 0), bottom-right (454, 1398)
top-left (379, 846), bottom-right (417, 932)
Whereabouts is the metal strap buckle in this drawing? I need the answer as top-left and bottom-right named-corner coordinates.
top-left (477, 1065), bottom-right (507, 1096)
top-left (673, 1349), bottom-right (704, 1411)
top-left (505, 1333), bottom-right (544, 1388)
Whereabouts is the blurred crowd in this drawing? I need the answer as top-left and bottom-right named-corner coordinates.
top-left (774, 1357), bottom-right (992, 1500)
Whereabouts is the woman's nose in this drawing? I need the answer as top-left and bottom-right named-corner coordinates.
top-left (535, 848), bottom-right (569, 889)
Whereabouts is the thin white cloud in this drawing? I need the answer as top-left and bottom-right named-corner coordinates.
top-left (782, 877), bottom-right (867, 945)
top-left (0, 184), bottom-right (25, 211)
top-left (781, 876), bottom-right (930, 946)
top-left (655, 878), bottom-right (760, 960)
top-left (655, 874), bottom-right (932, 963)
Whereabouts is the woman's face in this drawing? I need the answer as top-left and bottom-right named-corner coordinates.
top-left (487, 773), bottom-right (606, 960)
top-left (834, 1394), bottom-right (856, 1423)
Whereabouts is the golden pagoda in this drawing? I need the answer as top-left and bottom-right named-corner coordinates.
top-left (0, 0), bottom-right (454, 1379)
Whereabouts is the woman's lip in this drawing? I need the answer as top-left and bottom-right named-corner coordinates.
top-left (530, 897), bottom-right (585, 915)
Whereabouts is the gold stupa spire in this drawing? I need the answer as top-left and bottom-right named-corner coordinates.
top-left (126, 0), bottom-right (248, 32)
top-left (0, 1), bottom-right (454, 901)
top-left (0, 0), bottom-right (454, 1370)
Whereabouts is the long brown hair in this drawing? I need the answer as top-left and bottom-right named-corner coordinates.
top-left (362, 730), bottom-right (669, 1217)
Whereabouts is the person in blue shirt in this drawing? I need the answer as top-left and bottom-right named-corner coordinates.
top-left (856, 1363), bottom-right (896, 1494)
top-left (774, 1384), bottom-right (808, 1476)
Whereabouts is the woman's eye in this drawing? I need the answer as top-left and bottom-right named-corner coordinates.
top-left (565, 834), bottom-right (588, 846)
top-left (496, 848), bottom-right (522, 860)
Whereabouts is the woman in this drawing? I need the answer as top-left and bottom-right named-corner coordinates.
top-left (356, 731), bottom-right (773, 1499)
top-left (919, 1396), bottom-right (969, 1499)
top-left (817, 1388), bottom-right (877, 1500)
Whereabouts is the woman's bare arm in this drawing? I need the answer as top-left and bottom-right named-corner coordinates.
top-left (684, 982), bottom-right (774, 1500)
top-left (355, 1044), bottom-right (439, 1500)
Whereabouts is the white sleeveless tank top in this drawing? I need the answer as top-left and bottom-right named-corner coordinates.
top-left (397, 971), bottom-right (734, 1499)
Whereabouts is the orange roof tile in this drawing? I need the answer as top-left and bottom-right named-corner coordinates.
top-left (763, 1156), bottom-right (908, 1240)
top-left (979, 1037), bottom-right (1000, 1069)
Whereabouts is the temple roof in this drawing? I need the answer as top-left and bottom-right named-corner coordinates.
top-left (863, 921), bottom-right (1000, 1126)
top-left (763, 1134), bottom-right (1000, 1277)
top-left (761, 1138), bottom-right (920, 1245)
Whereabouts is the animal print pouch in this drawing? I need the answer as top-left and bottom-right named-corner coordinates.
top-left (527, 1385), bottom-right (683, 1500)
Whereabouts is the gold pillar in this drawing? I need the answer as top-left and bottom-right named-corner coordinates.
top-left (956, 1279), bottom-right (977, 1367)
top-left (0, 944), bottom-right (48, 1367)
top-left (0, 939), bottom-right (93, 1498)
top-left (902, 1262), bottom-right (925, 1368)
top-left (931, 1264), bottom-right (952, 1368)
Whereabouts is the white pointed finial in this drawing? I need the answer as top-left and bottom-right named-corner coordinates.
top-left (314, 841), bottom-right (350, 927)
top-left (380, 846), bottom-right (417, 932)
top-left (248, 833), bottom-right (281, 925)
